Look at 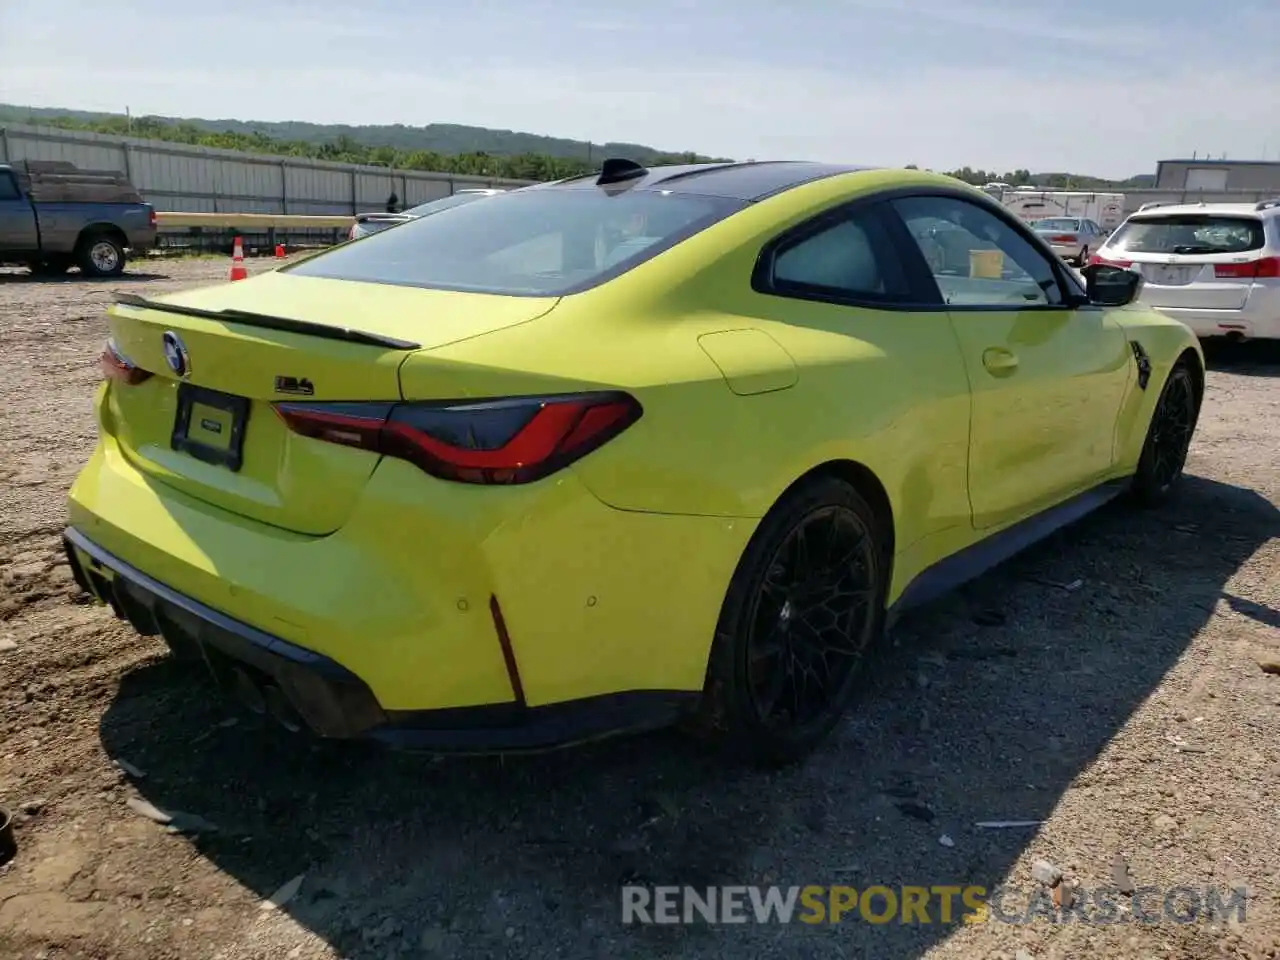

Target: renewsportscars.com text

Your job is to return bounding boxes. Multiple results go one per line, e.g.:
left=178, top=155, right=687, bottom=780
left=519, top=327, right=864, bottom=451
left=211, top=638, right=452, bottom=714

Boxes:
left=621, top=884, right=1248, bottom=926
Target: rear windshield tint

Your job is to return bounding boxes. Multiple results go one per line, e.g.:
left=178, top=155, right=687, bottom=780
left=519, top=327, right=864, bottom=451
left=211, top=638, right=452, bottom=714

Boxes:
left=1109, top=215, right=1265, bottom=254
left=288, top=188, right=747, bottom=296
left=1032, top=218, right=1080, bottom=231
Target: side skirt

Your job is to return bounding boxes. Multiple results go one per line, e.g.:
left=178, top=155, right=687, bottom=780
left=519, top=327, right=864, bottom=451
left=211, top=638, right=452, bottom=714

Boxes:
left=886, top=477, right=1132, bottom=625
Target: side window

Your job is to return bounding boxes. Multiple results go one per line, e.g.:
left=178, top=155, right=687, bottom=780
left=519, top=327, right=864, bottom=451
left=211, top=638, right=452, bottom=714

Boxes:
left=893, top=195, right=1065, bottom=308
left=0, top=175, right=20, bottom=202
left=762, top=206, right=912, bottom=304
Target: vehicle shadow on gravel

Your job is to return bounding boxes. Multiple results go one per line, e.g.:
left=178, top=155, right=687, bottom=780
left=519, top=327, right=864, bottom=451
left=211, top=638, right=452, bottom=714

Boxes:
left=98, top=474, right=1279, bottom=960
left=0, top=271, right=170, bottom=285
left=1201, top=338, right=1280, bottom=376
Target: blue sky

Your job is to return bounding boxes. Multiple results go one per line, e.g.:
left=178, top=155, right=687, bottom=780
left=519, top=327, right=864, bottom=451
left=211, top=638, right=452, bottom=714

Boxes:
left=2, top=0, right=1275, bottom=178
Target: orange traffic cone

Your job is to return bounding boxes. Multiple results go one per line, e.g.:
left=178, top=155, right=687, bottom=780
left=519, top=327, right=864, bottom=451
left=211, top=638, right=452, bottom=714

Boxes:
left=229, top=236, right=248, bottom=282
left=274, top=243, right=285, bottom=259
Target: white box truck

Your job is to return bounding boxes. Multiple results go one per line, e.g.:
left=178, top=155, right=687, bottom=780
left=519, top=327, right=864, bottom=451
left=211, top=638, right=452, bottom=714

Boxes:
left=996, top=187, right=1127, bottom=231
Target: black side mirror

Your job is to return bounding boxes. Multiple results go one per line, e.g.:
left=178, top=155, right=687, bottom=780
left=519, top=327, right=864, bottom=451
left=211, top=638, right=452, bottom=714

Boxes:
left=1082, top=262, right=1144, bottom=306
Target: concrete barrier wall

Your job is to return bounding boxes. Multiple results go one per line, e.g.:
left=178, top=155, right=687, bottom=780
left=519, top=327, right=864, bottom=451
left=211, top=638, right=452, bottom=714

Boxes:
left=0, top=123, right=536, bottom=215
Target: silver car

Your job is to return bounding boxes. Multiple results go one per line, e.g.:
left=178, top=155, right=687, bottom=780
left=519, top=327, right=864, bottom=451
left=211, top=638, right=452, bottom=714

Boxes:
left=1029, top=217, right=1109, bottom=265
left=347, top=189, right=504, bottom=241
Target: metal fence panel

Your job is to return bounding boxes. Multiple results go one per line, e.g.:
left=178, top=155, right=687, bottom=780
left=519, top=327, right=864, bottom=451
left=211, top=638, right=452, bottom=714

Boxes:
left=0, top=122, right=535, bottom=215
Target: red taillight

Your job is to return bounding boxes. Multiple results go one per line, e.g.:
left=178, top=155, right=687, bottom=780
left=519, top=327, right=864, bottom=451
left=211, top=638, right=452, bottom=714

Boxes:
left=1089, top=254, right=1133, bottom=268
left=1214, top=256, right=1280, bottom=279
left=100, top=339, right=152, bottom=385
left=274, top=393, right=643, bottom=485
left=148, top=208, right=157, bottom=229
left=1049, top=234, right=1078, bottom=243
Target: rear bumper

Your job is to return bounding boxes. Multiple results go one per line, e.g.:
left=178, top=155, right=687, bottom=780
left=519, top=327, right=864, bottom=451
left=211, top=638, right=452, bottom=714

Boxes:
left=1150, top=305, right=1280, bottom=340
left=65, top=420, right=749, bottom=750
left=1142, top=279, right=1280, bottom=340
left=63, top=526, right=697, bottom=751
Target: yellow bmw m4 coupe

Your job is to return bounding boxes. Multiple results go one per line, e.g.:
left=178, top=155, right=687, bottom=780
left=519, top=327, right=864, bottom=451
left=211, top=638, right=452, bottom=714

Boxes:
left=65, top=160, right=1203, bottom=764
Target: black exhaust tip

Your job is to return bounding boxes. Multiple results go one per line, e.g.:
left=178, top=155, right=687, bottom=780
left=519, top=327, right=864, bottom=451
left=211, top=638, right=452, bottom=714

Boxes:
left=0, top=807, right=16, bottom=866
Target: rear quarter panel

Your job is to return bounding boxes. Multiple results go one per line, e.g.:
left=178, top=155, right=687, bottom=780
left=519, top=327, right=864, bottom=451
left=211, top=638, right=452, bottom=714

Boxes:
left=33, top=201, right=156, bottom=254
left=406, top=169, right=977, bottom=599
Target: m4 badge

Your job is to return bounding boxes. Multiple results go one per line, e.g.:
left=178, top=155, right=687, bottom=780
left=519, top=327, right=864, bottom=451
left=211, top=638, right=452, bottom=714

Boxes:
left=274, top=376, right=315, bottom=396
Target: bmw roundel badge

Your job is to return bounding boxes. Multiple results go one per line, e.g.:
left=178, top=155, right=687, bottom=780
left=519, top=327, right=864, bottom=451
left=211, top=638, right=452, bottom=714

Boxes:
left=162, top=331, right=190, bottom=378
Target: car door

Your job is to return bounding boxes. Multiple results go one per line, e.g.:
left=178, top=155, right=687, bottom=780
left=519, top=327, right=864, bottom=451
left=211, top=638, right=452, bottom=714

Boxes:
left=887, top=193, right=1133, bottom=532
left=745, top=200, right=974, bottom=571
left=0, top=170, right=40, bottom=255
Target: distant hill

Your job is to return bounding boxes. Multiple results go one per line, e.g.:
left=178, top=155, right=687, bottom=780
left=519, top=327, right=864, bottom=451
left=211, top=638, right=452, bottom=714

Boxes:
left=0, top=103, right=1153, bottom=187
left=0, top=103, right=724, bottom=168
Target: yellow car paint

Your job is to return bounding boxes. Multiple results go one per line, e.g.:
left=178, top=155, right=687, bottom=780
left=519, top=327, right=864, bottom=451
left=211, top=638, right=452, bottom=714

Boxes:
left=696, top=329, right=799, bottom=395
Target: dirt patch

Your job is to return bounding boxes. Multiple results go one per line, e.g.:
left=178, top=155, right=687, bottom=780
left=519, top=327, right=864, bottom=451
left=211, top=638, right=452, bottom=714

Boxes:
left=1, top=260, right=1279, bottom=960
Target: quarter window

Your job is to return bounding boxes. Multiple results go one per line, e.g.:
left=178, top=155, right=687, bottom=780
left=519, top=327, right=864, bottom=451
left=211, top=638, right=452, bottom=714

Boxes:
left=762, top=207, right=912, bottom=304
left=892, top=196, right=1065, bottom=308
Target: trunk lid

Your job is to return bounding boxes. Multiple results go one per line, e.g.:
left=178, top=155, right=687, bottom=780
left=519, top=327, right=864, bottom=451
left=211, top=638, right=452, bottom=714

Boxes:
left=103, top=271, right=558, bottom=535
left=1037, top=229, right=1079, bottom=245
left=1124, top=253, right=1255, bottom=310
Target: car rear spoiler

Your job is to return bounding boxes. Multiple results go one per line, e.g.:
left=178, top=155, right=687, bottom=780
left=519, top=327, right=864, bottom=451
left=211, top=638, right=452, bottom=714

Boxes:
left=352, top=212, right=413, bottom=225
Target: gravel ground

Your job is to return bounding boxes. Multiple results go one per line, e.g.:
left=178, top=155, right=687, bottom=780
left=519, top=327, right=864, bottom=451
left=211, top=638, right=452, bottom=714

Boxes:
left=1, top=258, right=1279, bottom=960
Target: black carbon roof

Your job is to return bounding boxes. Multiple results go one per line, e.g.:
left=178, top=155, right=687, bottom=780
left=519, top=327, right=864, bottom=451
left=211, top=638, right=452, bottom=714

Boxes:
left=527, top=160, right=876, bottom=202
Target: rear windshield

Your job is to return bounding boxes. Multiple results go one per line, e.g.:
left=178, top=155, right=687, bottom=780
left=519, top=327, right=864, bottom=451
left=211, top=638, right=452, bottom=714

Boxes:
left=1032, top=218, right=1080, bottom=231
left=288, top=188, right=747, bottom=296
left=1108, top=214, right=1265, bottom=254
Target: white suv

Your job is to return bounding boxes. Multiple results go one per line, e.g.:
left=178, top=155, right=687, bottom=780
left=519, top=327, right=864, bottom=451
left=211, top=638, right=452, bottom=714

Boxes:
left=1090, top=198, right=1280, bottom=341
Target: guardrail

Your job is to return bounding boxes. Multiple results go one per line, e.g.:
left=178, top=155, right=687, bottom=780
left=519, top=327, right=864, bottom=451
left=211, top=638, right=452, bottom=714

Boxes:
left=156, top=212, right=354, bottom=229
left=150, top=211, right=354, bottom=257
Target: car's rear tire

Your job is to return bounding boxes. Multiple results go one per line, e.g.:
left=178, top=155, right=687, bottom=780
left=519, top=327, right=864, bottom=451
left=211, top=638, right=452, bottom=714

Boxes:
left=1077, top=245, right=1089, bottom=266
left=689, top=476, right=889, bottom=766
left=75, top=232, right=127, bottom=278
left=1129, top=359, right=1200, bottom=505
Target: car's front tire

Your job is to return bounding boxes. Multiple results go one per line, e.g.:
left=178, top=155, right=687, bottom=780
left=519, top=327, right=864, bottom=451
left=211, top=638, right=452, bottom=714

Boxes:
left=691, top=476, right=889, bottom=766
left=1130, top=359, right=1200, bottom=505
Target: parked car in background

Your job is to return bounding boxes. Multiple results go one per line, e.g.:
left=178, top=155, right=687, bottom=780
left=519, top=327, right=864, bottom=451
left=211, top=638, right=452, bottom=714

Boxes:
left=0, top=160, right=157, bottom=277
left=348, top=189, right=504, bottom=240
left=1091, top=199, right=1280, bottom=341
left=1030, top=217, right=1109, bottom=265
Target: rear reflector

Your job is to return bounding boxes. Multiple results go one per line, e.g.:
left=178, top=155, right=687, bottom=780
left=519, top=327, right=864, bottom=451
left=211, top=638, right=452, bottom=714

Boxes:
left=274, top=392, right=643, bottom=485
left=100, top=338, right=152, bottom=385
left=1214, top=256, right=1280, bottom=279
left=1049, top=234, right=1078, bottom=243
left=1088, top=254, right=1133, bottom=268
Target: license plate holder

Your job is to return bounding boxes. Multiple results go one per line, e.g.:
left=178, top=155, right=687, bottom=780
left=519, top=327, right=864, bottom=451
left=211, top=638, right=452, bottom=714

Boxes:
left=1149, top=265, right=1193, bottom=286
left=171, top=383, right=250, bottom=472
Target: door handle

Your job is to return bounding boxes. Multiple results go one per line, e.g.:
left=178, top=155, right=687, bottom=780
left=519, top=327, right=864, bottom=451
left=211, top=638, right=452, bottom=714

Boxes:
left=982, top=347, right=1019, bottom=376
